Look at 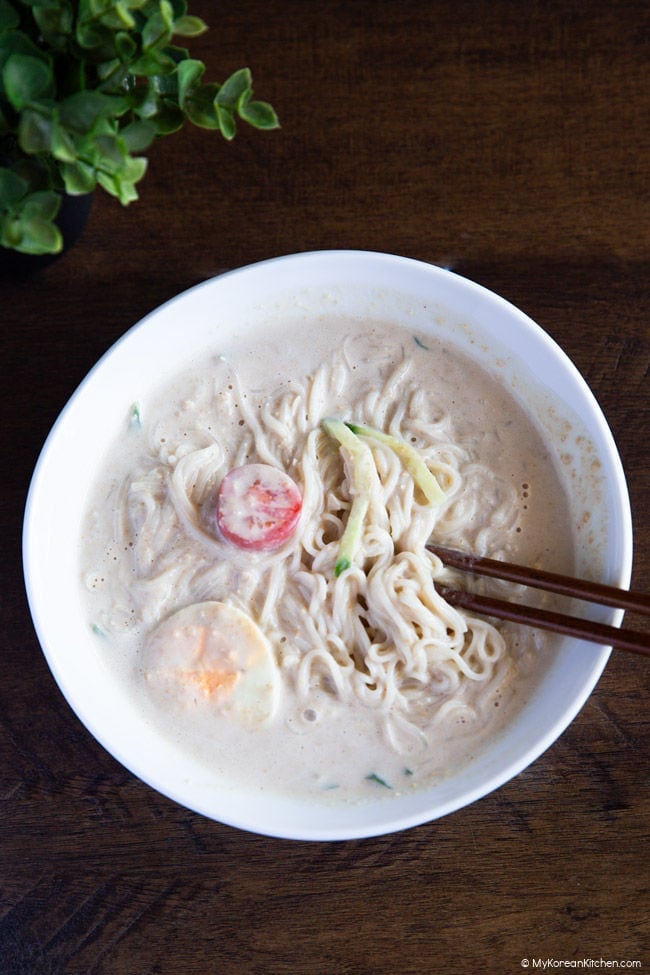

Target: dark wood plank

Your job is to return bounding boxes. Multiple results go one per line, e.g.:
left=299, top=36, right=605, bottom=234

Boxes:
left=2, top=1, right=649, bottom=972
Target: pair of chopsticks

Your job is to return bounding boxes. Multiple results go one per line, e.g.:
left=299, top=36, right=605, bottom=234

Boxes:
left=427, top=544, right=650, bottom=657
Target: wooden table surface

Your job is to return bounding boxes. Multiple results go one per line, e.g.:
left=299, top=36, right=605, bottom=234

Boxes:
left=2, top=1, right=649, bottom=972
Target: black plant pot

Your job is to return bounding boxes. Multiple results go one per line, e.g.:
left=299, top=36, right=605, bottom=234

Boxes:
left=0, top=191, right=93, bottom=279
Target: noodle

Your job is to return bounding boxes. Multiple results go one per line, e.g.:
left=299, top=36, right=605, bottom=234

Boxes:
left=109, top=347, right=503, bottom=712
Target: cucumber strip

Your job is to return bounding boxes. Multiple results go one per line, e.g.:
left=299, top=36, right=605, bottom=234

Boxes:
left=334, top=493, right=368, bottom=576
left=322, top=417, right=376, bottom=576
left=345, top=421, right=445, bottom=505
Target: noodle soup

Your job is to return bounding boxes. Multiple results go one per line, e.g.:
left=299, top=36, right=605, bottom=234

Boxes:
left=82, top=315, right=574, bottom=803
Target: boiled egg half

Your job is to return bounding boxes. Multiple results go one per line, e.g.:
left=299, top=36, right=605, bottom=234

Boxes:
left=143, top=601, right=280, bottom=727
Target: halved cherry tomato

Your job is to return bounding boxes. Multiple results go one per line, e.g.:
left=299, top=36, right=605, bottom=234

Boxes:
left=215, top=463, right=302, bottom=551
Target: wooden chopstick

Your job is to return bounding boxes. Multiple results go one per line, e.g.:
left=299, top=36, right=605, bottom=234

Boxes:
left=437, top=585, right=650, bottom=656
left=428, top=545, right=650, bottom=615
left=428, top=545, right=650, bottom=657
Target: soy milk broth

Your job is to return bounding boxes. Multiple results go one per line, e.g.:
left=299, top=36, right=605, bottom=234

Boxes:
left=81, top=315, right=575, bottom=803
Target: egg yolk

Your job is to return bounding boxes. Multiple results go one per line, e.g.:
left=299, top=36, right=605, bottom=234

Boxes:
left=143, top=601, right=280, bottom=727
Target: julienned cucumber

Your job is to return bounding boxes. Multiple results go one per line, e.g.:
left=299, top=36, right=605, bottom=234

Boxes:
left=322, top=417, right=446, bottom=576
left=321, top=418, right=376, bottom=576
left=345, top=422, right=445, bottom=505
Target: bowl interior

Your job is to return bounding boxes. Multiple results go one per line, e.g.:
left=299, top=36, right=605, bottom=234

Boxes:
left=23, top=251, right=632, bottom=840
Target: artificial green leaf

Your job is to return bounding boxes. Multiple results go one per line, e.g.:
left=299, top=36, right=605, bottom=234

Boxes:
left=1, top=215, right=22, bottom=248
left=10, top=154, right=57, bottom=193
left=94, top=169, right=118, bottom=197
left=114, top=180, right=139, bottom=204
left=50, top=120, right=78, bottom=162
left=88, top=0, right=140, bottom=19
left=184, top=83, right=220, bottom=129
left=149, top=100, right=183, bottom=134
left=120, top=117, right=156, bottom=151
left=97, top=161, right=145, bottom=204
left=18, top=107, right=53, bottom=154
left=114, top=29, right=137, bottom=61
left=142, top=3, right=173, bottom=52
left=99, top=2, right=136, bottom=31
left=0, top=166, right=27, bottom=205
left=238, top=99, right=279, bottom=130
left=4, top=211, right=62, bottom=254
left=3, top=53, right=53, bottom=110
left=215, top=103, right=235, bottom=140
left=60, top=90, right=129, bottom=132
left=87, top=0, right=114, bottom=16
left=90, top=114, right=118, bottom=138
left=151, top=70, right=177, bottom=96
left=172, top=15, right=206, bottom=37
left=166, top=0, right=187, bottom=17
left=132, top=82, right=160, bottom=118
left=0, top=0, right=20, bottom=31
left=176, top=57, right=203, bottom=106
left=96, top=57, right=129, bottom=90
left=22, top=215, right=62, bottom=253
left=61, top=159, right=96, bottom=194
left=93, top=132, right=126, bottom=170
left=76, top=20, right=112, bottom=52
left=33, top=3, right=75, bottom=41
left=128, top=49, right=177, bottom=76
left=120, top=155, right=147, bottom=183
left=165, top=43, right=190, bottom=65
left=216, top=67, right=251, bottom=109
left=0, top=30, right=44, bottom=70
left=160, top=0, right=175, bottom=24
left=21, top=189, right=61, bottom=222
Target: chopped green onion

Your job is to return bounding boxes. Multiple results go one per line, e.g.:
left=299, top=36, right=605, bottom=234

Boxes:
left=129, top=402, right=142, bottom=429
left=366, top=772, right=392, bottom=789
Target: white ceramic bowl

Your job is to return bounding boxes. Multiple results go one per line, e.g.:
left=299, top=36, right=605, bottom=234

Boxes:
left=23, top=250, right=632, bottom=840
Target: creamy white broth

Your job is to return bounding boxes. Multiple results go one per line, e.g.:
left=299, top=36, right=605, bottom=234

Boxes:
left=82, top=316, right=575, bottom=803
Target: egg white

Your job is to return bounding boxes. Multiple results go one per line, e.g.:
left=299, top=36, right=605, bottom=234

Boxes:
left=143, top=601, right=280, bottom=727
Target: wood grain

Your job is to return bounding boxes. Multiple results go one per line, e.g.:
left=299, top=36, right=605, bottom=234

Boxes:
left=2, top=1, right=649, bottom=972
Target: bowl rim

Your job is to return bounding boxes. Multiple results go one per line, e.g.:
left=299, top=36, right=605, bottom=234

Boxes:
left=22, top=249, right=633, bottom=840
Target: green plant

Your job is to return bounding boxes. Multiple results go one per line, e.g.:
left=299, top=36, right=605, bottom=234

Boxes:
left=0, top=0, right=279, bottom=255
